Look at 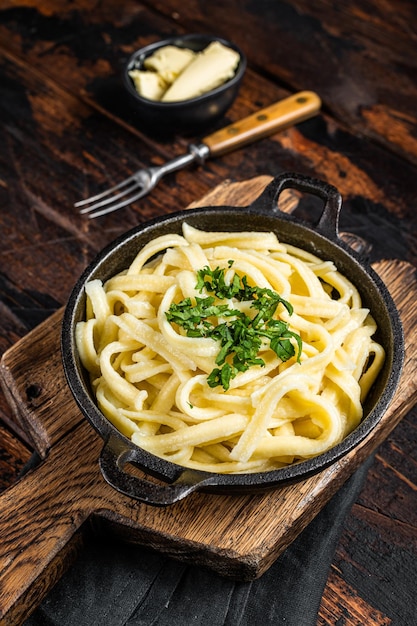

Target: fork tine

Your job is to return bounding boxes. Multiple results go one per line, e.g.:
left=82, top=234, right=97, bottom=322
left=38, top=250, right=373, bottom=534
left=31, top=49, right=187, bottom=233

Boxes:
left=84, top=185, right=150, bottom=219
left=79, top=179, right=142, bottom=215
left=74, top=173, right=139, bottom=208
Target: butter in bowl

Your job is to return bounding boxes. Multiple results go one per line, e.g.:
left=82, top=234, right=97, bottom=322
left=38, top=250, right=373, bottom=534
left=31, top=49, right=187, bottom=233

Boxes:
left=123, top=34, right=246, bottom=132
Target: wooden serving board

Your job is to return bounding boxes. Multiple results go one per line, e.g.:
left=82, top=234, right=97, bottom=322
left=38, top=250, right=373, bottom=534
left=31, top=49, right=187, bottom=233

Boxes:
left=1, top=177, right=417, bottom=626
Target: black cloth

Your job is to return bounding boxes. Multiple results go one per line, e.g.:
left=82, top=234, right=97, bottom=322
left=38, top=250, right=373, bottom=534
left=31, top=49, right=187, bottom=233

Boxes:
left=24, top=456, right=373, bottom=626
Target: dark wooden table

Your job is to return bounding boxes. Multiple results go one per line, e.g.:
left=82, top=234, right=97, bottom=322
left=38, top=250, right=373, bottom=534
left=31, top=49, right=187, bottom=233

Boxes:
left=1, top=1, right=416, bottom=624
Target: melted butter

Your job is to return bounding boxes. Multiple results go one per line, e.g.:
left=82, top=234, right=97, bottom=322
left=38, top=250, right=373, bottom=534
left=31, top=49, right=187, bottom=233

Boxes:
left=162, top=42, right=240, bottom=102
left=144, top=45, right=196, bottom=84
left=128, top=69, right=167, bottom=101
left=129, top=41, right=240, bottom=102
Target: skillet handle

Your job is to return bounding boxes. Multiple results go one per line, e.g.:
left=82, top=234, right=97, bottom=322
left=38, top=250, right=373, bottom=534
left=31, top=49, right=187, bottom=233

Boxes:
left=250, top=172, right=342, bottom=240
left=99, top=436, right=217, bottom=506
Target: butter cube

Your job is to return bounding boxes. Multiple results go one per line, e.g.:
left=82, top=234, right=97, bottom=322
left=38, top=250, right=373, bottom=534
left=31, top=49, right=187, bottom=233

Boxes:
left=144, top=45, right=196, bottom=84
left=161, top=41, right=240, bottom=102
left=128, top=69, right=167, bottom=101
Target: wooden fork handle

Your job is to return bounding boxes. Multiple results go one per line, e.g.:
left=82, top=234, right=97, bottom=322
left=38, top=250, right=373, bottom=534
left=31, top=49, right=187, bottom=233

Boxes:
left=202, top=91, right=321, bottom=157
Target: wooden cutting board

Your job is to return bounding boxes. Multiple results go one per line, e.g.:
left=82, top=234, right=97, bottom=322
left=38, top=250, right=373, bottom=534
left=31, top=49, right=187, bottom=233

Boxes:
left=1, top=176, right=417, bottom=626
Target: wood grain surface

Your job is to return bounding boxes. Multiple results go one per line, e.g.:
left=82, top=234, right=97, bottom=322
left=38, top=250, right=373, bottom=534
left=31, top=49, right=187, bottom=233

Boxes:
left=1, top=2, right=416, bottom=624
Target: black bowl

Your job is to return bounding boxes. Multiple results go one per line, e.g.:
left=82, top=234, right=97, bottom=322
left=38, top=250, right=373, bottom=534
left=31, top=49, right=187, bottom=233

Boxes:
left=62, top=173, right=404, bottom=506
left=122, top=33, right=246, bottom=133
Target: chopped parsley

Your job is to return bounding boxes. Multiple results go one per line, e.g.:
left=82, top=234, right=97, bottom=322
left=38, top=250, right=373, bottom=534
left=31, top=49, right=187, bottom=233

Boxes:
left=165, top=263, right=302, bottom=390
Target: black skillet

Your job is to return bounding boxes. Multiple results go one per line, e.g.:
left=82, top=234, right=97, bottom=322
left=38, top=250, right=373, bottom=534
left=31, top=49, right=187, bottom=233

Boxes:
left=61, top=172, right=404, bottom=506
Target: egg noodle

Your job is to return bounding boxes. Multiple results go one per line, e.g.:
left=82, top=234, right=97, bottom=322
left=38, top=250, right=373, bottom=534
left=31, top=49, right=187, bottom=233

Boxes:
left=76, top=223, right=385, bottom=474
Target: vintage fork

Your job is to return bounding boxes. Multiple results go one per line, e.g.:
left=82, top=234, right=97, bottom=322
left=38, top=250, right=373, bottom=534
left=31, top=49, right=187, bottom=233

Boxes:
left=75, top=91, right=321, bottom=218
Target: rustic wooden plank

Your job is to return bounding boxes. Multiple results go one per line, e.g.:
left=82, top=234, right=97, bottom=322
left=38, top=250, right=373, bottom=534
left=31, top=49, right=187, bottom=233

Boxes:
left=318, top=568, right=391, bottom=625
left=140, top=0, right=417, bottom=165
left=0, top=530, right=86, bottom=626
left=319, top=451, right=417, bottom=622
left=318, top=400, right=417, bottom=622
left=0, top=1, right=416, bottom=289
left=1, top=38, right=417, bottom=297
left=0, top=310, right=76, bottom=456
left=329, top=499, right=417, bottom=625
left=0, top=424, right=32, bottom=493
left=359, top=448, right=417, bottom=528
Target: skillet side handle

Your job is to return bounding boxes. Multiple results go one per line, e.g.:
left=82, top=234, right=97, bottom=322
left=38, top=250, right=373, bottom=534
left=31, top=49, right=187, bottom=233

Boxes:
left=99, top=436, right=217, bottom=506
left=250, top=172, right=342, bottom=240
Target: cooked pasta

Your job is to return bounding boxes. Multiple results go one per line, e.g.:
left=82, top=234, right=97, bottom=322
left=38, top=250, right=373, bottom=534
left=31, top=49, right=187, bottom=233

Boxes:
left=75, top=223, right=385, bottom=473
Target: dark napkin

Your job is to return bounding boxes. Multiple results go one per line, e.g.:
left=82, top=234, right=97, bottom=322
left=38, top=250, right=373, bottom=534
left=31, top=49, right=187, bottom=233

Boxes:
left=24, top=456, right=373, bottom=626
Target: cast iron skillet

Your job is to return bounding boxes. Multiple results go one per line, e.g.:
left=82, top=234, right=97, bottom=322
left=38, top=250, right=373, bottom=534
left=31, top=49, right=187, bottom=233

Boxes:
left=62, top=172, right=404, bottom=506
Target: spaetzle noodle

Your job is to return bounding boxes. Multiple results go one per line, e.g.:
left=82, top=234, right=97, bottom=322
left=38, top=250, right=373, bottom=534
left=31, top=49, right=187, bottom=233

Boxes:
left=76, top=223, right=385, bottom=473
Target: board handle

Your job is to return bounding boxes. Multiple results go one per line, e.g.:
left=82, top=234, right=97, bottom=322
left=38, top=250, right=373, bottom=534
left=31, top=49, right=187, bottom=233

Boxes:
left=99, top=436, right=218, bottom=506
left=0, top=452, right=90, bottom=624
